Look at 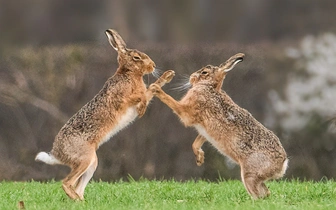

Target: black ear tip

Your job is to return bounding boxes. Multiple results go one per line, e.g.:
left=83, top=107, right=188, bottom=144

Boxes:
left=105, top=29, right=112, bottom=35
left=106, top=29, right=118, bottom=36
left=235, top=53, right=245, bottom=62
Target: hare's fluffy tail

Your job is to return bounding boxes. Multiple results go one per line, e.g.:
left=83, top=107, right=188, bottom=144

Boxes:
left=35, top=152, right=61, bottom=165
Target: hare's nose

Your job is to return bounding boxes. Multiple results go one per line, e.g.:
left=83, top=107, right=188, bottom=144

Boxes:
left=153, top=63, right=156, bottom=68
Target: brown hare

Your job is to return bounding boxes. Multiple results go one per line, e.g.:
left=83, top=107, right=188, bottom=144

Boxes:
left=149, top=53, right=288, bottom=199
left=35, top=29, right=175, bottom=200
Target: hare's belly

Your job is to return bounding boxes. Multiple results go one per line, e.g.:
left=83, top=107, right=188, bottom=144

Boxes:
left=194, top=124, right=226, bottom=156
left=99, top=106, right=138, bottom=146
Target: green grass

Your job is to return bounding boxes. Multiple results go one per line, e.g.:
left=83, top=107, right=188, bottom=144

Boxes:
left=1, top=179, right=336, bottom=210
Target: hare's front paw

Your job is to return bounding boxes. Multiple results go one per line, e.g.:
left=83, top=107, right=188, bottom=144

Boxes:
left=149, top=84, right=162, bottom=95
left=137, top=101, right=147, bottom=118
left=195, top=149, right=204, bottom=166
left=161, top=70, right=175, bottom=84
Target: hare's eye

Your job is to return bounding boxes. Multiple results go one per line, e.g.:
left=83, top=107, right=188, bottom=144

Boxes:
left=133, top=56, right=141, bottom=61
left=201, top=71, right=208, bottom=75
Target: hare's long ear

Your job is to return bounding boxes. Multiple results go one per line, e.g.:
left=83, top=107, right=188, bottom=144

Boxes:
left=105, top=29, right=127, bottom=53
left=219, top=53, right=245, bottom=73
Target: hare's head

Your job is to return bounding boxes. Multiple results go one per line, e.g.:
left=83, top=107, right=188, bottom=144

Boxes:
left=190, top=53, right=244, bottom=90
left=105, top=29, right=156, bottom=75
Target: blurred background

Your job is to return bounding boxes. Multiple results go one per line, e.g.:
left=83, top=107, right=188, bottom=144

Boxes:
left=1, top=0, right=336, bottom=181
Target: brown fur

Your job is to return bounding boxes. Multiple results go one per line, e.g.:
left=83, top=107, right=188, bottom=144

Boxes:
left=149, top=53, right=288, bottom=199
left=35, top=29, right=175, bottom=200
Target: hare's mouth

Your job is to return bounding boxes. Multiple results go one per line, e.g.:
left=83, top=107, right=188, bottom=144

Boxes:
left=150, top=63, right=156, bottom=73
left=145, top=65, right=155, bottom=74
left=150, top=65, right=156, bottom=73
left=152, top=68, right=161, bottom=79
left=189, top=76, right=197, bottom=84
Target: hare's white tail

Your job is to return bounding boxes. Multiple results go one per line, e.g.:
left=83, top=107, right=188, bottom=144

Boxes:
left=274, top=158, right=289, bottom=179
left=35, top=152, right=61, bottom=165
left=281, top=159, right=289, bottom=176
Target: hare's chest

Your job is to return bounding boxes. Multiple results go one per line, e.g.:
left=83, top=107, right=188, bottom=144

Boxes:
left=100, top=106, right=138, bottom=146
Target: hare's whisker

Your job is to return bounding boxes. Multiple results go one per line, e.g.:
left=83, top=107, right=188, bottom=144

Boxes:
left=152, top=68, right=163, bottom=79
left=180, top=74, right=191, bottom=80
left=170, top=83, right=191, bottom=92
left=170, top=75, right=191, bottom=92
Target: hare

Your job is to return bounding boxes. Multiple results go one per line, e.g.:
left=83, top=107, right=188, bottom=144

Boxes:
left=35, top=29, right=175, bottom=200
left=149, top=53, right=288, bottom=199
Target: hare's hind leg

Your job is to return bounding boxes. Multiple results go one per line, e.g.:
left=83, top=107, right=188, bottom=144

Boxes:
left=62, top=152, right=96, bottom=200
left=259, top=182, right=270, bottom=197
left=192, top=135, right=206, bottom=166
left=75, top=153, right=98, bottom=200
left=241, top=170, right=269, bottom=199
left=244, top=158, right=287, bottom=199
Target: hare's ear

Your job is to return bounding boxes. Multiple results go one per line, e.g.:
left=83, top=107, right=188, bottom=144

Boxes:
left=105, top=29, right=127, bottom=53
left=219, top=53, right=245, bottom=73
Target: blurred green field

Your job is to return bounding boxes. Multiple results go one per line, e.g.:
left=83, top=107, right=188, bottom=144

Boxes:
left=1, top=179, right=336, bottom=210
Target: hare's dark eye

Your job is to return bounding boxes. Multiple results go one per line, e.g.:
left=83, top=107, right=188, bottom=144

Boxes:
left=201, top=71, right=208, bottom=75
left=133, top=56, right=141, bottom=61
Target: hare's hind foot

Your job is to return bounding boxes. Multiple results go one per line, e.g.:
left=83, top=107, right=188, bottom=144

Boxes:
left=74, top=155, right=98, bottom=200
left=242, top=173, right=270, bottom=199
left=259, top=182, right=271, bottom=197
left=62, top=183, right=81, bottom=200
left=62, top=153, right=97, bottom=200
